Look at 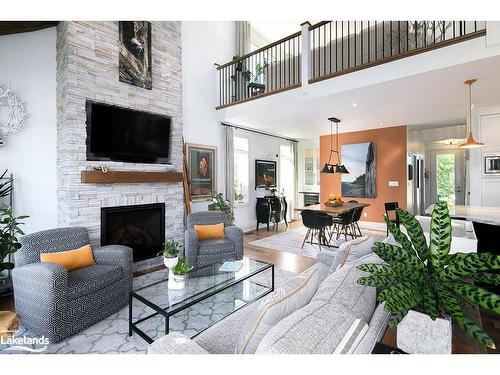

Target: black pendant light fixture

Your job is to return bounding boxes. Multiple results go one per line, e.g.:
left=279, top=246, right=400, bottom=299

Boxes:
left=321, top=117, right=349, bottom=174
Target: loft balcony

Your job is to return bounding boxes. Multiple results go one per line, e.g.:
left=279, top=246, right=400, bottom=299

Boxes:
left=215, top=21, right=486, bottom=109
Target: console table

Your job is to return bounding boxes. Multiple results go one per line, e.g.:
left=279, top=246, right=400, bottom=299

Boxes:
left=256, top=196, right=288, bottom=231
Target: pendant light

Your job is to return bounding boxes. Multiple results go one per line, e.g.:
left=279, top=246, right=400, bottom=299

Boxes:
left=321, top=117, right=349, bottom=174
left=459, top=79, right=484, bottom=149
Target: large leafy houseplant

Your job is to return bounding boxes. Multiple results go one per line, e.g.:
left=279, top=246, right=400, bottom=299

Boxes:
left=357, top=201, right=500, bottom=349
left=0, top=170, right=28, bottom=285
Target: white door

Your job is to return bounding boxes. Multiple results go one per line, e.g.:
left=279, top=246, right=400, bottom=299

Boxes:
left=429, top=149, right=466, bottom=206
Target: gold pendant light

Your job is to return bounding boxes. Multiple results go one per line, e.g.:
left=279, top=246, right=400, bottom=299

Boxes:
left=459, top=79, right=484, bottom=149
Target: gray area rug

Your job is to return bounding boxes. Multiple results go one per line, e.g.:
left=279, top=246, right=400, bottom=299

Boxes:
left=0, top=266, right=295, bottom=354
left=248, top=225, right=387, bottom=258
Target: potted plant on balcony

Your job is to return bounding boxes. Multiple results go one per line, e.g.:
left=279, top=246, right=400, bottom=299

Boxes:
left=158, top=239, right=182, bottom=269
left=0, top=170, right=28, bottom=287
left=357, top=200, right=500, bottom=353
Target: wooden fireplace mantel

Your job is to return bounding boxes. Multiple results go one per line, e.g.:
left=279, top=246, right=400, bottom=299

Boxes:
left=81, top=170, right=184, bottom=184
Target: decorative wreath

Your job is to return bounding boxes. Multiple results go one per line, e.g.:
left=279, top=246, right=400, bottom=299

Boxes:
left=0, top=84, right=29, bottom=138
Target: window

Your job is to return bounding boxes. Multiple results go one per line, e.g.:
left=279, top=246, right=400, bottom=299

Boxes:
left=280, top=144, right=294, bottom=220
left=304, top=147, right=320, bottom=186
left=234, top=136, right=249, bottom=204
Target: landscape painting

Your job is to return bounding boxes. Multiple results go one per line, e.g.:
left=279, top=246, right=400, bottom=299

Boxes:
left=255, top=160, right=277, bottom=189
left=119, top=21, right=152, bottom=90
left=341, top=142, right=376, bottom=198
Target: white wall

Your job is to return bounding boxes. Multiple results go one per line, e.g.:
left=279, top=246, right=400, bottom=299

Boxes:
left=233, top=128, right=293, bottom=231
left=182, top=21, right=235, bottom=211
left=0, top=28, right=57, bottom=234
left=469, top=104, right=500, bottom=207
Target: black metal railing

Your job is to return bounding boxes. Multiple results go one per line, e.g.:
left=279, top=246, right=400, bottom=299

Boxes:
left=216, top=31, right=301, bottom=109
left=309, top=21, right=486, bottom=82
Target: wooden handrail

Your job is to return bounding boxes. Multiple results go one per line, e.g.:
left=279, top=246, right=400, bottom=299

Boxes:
left=308, top=21, right=331, bottom=31
left=216, top=30, right=302, bottom=70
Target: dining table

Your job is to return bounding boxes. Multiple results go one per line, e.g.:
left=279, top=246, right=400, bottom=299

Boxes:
left=294, top=202, right=371, bottom=248
left=294, top=202, right=370, bottom=216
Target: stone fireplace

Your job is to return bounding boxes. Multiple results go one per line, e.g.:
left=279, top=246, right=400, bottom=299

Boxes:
left=55, top=22, right=184, bottom=270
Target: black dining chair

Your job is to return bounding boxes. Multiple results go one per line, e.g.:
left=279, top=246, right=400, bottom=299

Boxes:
left=384, top=202, right=400, bottom=235
left=348, top=200, right=364, bottom=238
left=300, top=210, right=333, bottom=252
left=331, top=209, right=357, bottom=242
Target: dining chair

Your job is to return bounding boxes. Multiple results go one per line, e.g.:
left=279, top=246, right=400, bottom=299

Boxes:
left=330, top=209, right=357, bottom=242
left=384, top=202, right=400, bottom=235
left=348, top=200, right=364, bottom=238
left=300, top=210, right=333, bottom=252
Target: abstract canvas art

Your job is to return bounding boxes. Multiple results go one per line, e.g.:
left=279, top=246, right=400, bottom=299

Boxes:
left=341, top=142, right=376, bottom=198
left=255, top=160, right=277, bottom=189
left=187, top=144, right=217, bottom=201
left=119, top=21, right=152, bottom=90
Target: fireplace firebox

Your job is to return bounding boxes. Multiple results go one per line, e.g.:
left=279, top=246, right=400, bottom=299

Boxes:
left=101, top=203, right=165, bottom=262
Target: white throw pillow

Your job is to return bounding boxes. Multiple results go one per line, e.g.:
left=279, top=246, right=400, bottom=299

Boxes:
left=329, top=235, right=375, bottom=272
left=334, top=319, right=369, bottom=354
left=235, top=267, right=319, bottom=354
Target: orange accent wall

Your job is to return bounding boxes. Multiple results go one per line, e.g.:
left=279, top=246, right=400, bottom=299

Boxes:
left=320, top=125, right=407, bottom=223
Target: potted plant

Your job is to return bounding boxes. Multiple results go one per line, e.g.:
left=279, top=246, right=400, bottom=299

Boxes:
left=0, top=170, right=28, bottom=287
left=208, top=192, right=234, bottom=225
left=357, top=200, right=500, bottom=353
left=158, top=239, right=182, bottom=269
left=171, top=258, right=193, bottom=282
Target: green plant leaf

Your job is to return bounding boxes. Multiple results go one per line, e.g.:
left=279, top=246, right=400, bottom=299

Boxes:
left=440, top=253, right=500, bottom=281
left=422, top=287, right=439, bottom=320
left=473, top=272, right=500, bottom=286
left=429, top=201, right=452, bottom=269
left=384, top=215, right=413, bottom=254
left=454, top=315, right=496, bottom=350
left=396, top=208, right=429, bottom=261
left=357, top=274, right=399, bottom=288
left=0, top=262, right=14, bottom=271
left=383, top=286, right=423, bottom=312
left=373, top=242, right=424, bottom=270
left=449, top=283, right=500, bottom=315
left=356, top=263, right=396, bottom=275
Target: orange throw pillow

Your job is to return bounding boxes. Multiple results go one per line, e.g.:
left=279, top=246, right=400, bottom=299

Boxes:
left=193, top=223, right=225, bottom=240
left=40, top=244, right=96, bottom=271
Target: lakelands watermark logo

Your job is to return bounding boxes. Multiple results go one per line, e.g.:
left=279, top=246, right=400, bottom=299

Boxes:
left=0, top=330, right=49, bottom=353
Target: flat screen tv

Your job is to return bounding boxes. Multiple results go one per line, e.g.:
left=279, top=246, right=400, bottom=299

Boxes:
left=86, top=100, right=171, bottom=164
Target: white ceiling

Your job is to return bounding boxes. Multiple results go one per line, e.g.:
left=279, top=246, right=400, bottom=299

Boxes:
left=221, top=54, right=500, bottom=139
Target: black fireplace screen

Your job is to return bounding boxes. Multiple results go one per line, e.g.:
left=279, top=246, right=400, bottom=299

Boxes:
left=101, top=203, right=165, bottom=262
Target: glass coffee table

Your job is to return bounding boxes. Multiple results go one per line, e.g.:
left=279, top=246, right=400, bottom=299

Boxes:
left=129, top=257, right=274, bottom=343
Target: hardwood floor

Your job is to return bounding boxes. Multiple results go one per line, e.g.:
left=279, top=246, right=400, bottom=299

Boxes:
left=243, top=220, right=316, bottom=274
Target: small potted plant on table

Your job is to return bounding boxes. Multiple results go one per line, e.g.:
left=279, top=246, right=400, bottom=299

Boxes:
left=158, top=240, right=182, bottom=269
left=168, top=258, right=193, bottom=290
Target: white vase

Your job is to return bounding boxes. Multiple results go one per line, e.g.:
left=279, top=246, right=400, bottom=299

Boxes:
left=397, top=310, right=452, bottom=354
left=163, top=256, right=178, bottom=269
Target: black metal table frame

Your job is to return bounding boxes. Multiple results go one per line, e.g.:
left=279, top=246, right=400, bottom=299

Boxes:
left=129, top=263, right=274, bottom=344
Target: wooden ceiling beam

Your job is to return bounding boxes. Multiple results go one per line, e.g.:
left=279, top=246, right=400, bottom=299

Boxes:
left=0, top=21, right=58, bottom=36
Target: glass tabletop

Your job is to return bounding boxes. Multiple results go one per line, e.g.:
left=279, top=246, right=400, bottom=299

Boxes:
left=132, top=257, right=273, bottom=314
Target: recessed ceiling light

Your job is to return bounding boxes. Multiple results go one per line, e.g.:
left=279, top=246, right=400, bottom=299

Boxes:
left=379, top=122, right=384, bottom=126
left=352, top=102, right=358, bottom=107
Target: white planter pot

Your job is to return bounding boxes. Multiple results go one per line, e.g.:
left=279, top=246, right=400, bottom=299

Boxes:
left=397, top=310, right=452, bottom=354
left=167, top=269, right=185, bottom=290
left=163, top=256, right=178, bottom=269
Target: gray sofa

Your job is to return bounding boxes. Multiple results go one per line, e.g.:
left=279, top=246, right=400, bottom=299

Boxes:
left=12, top=227, right=133, bottom=343
left=184, top=211, right=244, bottom=268
left=148, top=250, right=390, bottom=354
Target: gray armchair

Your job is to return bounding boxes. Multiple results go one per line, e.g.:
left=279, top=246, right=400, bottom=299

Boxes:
left=184, top=211, right=243, bottom=268
left=12, top=227, right=133, bottom=343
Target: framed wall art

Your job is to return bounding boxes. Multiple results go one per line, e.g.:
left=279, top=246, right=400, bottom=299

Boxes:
left=255, top=159, right=277, bottom=189
left=119, top=21, right=152, bottom=90
left=187, top=144, right=217, bottom=201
